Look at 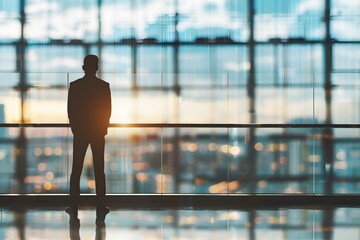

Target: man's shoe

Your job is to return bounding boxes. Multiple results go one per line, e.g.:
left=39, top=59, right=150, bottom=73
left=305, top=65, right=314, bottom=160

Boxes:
left=65, top=206, right=78, bottom=219
left=96, top=207, right=110, bottom=222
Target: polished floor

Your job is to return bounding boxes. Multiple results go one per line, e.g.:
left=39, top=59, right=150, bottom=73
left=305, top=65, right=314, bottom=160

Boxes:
left=0, top=207, right=359, bottom=240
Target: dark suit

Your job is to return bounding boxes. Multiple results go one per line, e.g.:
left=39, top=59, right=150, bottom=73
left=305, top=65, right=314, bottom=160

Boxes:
left=67, top=77, right=111, bottom=201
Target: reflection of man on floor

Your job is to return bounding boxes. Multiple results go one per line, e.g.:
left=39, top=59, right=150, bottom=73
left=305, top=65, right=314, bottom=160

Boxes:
left=68, top=208, right=107, bottom=240
left=66, top=55, right=111, bottom=219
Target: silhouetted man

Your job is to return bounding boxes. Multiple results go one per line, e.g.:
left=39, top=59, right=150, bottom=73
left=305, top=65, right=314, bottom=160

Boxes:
left=67, top=55, right=111, bottom=218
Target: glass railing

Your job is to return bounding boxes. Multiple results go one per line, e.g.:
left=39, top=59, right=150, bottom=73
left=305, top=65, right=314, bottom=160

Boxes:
left=0, top=125, right=358, bottom=195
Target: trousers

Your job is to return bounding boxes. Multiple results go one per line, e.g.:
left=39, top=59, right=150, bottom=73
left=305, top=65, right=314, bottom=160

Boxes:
left=70, top=134, right=106, bottom=203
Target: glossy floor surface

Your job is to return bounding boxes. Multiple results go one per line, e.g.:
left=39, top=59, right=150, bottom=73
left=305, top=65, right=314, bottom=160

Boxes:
left=0, top=207, right=359, bottom=240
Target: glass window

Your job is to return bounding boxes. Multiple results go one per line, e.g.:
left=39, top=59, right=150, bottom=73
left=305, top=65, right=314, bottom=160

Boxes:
left=178, top=0, right=248, bottom=42
left=101, top=0, right=175, bottom=42
left=331, top=0, right=360, bottom=40
left=0, top=73, right=19, bottom=123
left=255, top=44, right=324, bottom=85
left=101, top=46, right=132, bottom=73
left=333, top=44, right=360, bottom=71
left=255, top=0, right=325, bottom=41
left=26, top=46, right=84, bottom=74
left=0, top=47, right=16, bottom=71
left=0, top=1, right=20, bottom=41
left=0, top=0, right=359, bottom=198
left=25, top=0, right=98, bottom=42
left=138, top=46, right=174, bottom=74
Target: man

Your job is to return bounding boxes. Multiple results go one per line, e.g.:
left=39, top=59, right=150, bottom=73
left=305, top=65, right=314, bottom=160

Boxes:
left=67, top=55, right=111, bottom=220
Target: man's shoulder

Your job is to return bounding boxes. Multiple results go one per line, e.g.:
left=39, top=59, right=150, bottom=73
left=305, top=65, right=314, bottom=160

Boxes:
left=70, top=78, right=84, bottom=86
left=97, top=78, right=110, bottom=87
left=69, top=77, right=109, bottom=88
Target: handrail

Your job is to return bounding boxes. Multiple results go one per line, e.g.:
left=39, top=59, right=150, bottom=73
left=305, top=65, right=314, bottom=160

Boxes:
left=0, top=123, right=359, bottom=128
left=1, top=194, right=360, bottom=210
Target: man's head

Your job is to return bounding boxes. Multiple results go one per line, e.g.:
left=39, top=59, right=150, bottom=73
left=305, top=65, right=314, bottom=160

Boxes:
left=82, top=55, right=99, bottom=76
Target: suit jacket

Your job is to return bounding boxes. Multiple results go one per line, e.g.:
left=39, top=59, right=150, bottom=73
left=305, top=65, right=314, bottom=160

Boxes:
left=67, top=77, right=111, bottom=136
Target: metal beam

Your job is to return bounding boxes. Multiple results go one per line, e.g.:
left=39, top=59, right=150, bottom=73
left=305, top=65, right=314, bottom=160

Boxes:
left=0, top=194, right=359, bottom=210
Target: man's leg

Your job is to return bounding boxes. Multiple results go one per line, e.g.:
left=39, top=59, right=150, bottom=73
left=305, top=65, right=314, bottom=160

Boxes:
left=91, top=135, right=106, bottom=197
left=90, top=135, right=106, bottom=208
left=70, top=135, right=89, bottom=201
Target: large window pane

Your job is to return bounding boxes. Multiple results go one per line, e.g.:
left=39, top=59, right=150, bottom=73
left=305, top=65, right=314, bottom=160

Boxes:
left=178, top=0, right=248, bottom=42
left=255, top=0, right=325, bottom=41
left=26, top=46, right=84, bottom=73
left=101, top=0, right=175, bottom=42
left=0, top=0, right=20, bottom=41
left=25, top=0, right=98, bottom=42
left=331, top=0, right=360, bottom=40
left=0, top=47, right=16, bottom=71
left=255, top=44, right=324, bottom=86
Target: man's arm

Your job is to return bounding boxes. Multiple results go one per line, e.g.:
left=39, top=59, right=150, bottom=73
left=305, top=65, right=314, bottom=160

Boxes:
left=67, top=83, right=76, bottom=133
left=105, top=83, right=112, bottom=124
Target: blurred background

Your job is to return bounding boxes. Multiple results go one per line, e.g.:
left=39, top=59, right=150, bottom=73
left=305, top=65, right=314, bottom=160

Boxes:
left=0, top=0, right=359, bottom=238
